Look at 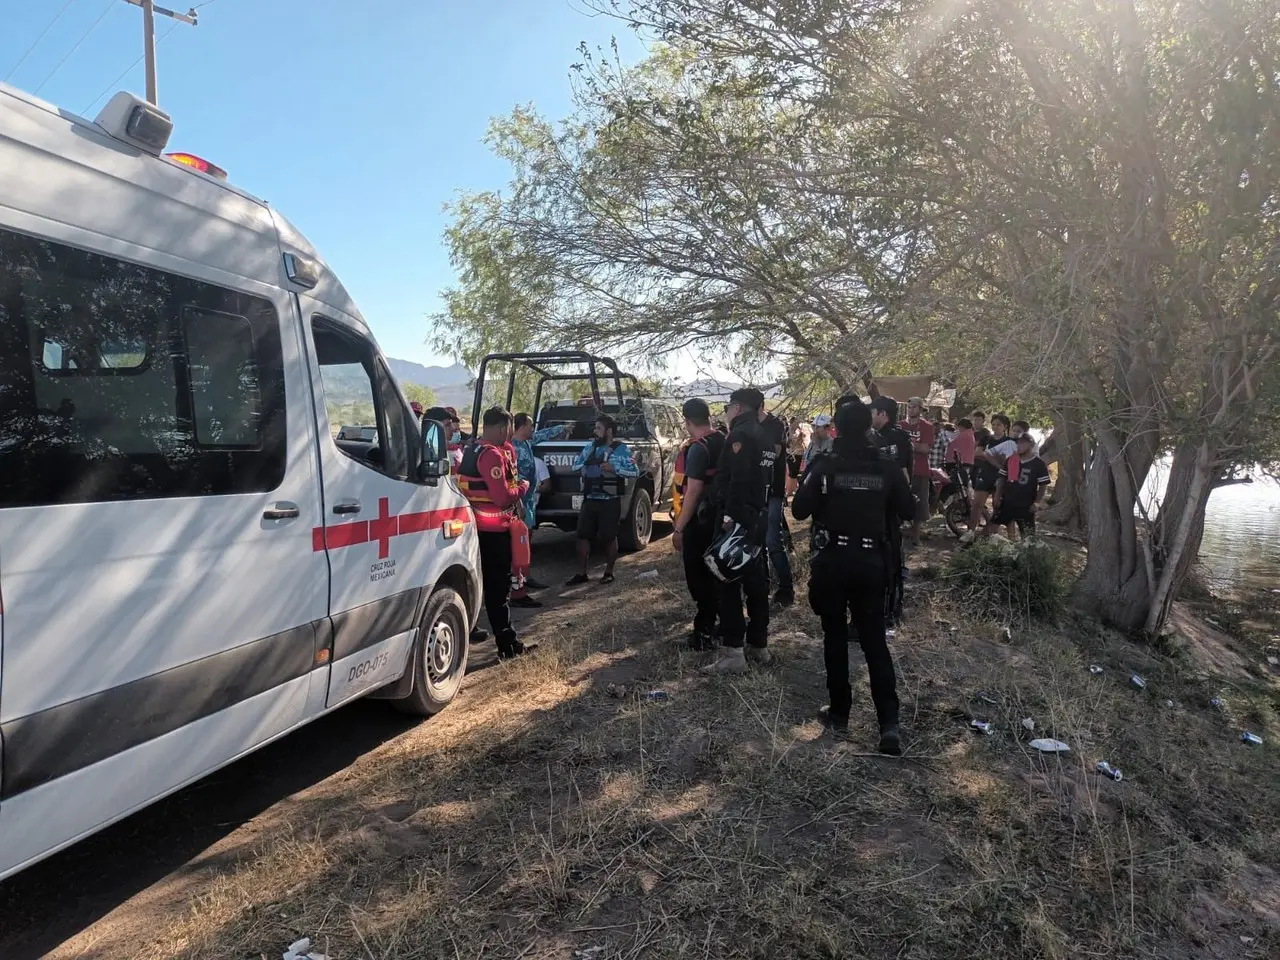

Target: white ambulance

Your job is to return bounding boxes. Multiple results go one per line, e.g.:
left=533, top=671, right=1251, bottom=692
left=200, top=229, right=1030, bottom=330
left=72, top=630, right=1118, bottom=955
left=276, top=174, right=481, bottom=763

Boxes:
left=0, top=85, right=481, bottom=879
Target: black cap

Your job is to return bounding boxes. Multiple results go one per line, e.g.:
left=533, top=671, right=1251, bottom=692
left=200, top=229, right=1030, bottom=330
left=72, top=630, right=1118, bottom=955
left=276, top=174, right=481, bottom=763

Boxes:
left=869, top=396, right=898, bottom=419
left=425, top=406, right=451, bottom=422
left=835, top=399, right=872, bottom=437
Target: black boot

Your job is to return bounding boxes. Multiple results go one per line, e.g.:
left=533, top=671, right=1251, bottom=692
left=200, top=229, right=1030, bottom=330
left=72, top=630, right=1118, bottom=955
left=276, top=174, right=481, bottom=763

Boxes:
left=818, top=705, right=849, bottom=735
left=877, top=721, right=902, bottom=756
left=684, top=629, right=719, bottom=651
left=498, top=640, right=538, bottom=660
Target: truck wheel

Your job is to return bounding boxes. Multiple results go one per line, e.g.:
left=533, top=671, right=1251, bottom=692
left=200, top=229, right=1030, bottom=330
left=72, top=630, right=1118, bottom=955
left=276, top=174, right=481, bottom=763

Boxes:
left=618, top=486, right=653, bottom=552
left=392, top=587, right=469, bottom=716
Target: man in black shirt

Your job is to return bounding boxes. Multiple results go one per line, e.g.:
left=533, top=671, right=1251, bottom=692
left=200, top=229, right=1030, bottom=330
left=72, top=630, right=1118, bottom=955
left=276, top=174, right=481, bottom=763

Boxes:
left=870, top=397, right=911, bottom=625
left=757, top=407, right=794, bottom=607
left=966, top=413, right=1017, bottom=538
left=792, top=400, right=915, bottom=754
left=971, top=410, right=993, bottom=448
left=672, top=399, right=726, bottom=650
left=703, top=388, right=772, bottom=675
left=870, top=398, right=912, bottom=482
left=975, top=432, right=1049, bottom=541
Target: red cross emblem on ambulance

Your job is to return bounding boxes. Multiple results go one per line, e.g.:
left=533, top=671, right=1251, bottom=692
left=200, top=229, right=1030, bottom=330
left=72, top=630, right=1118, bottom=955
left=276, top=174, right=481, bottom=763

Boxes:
left=312, top=498, right=471, bottom=555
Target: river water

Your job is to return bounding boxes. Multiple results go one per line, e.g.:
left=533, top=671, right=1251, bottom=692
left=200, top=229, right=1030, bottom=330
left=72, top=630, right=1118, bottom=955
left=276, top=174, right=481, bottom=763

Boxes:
left=1142, top=464, right=1280, bottom=595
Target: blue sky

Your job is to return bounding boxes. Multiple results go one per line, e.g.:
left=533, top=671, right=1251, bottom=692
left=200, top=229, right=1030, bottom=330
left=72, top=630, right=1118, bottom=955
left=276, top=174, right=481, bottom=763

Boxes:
left=1, top=0, right=653, bottom=371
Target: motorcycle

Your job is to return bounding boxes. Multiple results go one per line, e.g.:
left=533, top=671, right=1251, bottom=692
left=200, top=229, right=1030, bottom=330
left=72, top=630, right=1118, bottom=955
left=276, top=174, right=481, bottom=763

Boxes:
left=936, top=463, right=989, bottom=538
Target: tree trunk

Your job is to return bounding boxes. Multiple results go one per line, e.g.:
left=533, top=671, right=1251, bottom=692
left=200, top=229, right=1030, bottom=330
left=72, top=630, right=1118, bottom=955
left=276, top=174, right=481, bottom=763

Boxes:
left=1075, top=418, right=1162, bottom=632
left=1039, top=408, right=1088, bottom=532
left=1143, top=441, right=1216, bottom=633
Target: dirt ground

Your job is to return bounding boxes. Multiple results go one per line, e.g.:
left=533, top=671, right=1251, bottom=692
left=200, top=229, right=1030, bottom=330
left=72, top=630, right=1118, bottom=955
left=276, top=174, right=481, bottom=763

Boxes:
left=1, top=522, right=1278, bottom=960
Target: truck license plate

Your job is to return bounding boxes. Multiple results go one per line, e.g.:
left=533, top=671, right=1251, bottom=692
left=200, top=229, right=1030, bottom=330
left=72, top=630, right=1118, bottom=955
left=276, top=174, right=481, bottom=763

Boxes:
left=572, top=495, right=584, bottom=510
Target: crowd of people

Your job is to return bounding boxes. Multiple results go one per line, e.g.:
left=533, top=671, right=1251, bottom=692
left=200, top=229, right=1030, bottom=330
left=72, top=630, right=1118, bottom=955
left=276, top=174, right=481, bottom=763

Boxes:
left=423, top=389, right=1050, bottom=754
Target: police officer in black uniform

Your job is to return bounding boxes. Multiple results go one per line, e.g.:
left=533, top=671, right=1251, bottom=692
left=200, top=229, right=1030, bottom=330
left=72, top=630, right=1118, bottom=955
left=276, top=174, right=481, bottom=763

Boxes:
left=702, top=387, right=772, bottom=675
left=672, top=398, right=726, bottom=649
left=870, top=396, right=913, bottom=626
left=792, top=400, right=915, bottom=754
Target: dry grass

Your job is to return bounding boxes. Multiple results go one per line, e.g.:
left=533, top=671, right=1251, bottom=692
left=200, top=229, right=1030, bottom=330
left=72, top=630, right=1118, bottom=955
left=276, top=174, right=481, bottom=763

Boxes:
left=76, top=538, right=1280, bottom=960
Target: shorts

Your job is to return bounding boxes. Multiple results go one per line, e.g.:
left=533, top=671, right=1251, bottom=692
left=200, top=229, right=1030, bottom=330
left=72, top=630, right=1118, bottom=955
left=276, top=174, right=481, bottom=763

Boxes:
left=910, top=475, right=932, bottom=522
left=576, top=496, right=621, bottom=542
left=991, top=503, right=1035, bottom=534
left=972, top=474, right=997, bottom=494
left=787, top=455, right=803, bottom=479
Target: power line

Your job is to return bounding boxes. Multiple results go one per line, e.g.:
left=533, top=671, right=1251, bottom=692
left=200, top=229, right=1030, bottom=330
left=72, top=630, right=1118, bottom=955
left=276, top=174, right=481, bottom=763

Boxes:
left=33, top=0, right=117, bottom=96
left=81, top=19, right=179, bottom=115
left=4, top=0, right=79, bottom=83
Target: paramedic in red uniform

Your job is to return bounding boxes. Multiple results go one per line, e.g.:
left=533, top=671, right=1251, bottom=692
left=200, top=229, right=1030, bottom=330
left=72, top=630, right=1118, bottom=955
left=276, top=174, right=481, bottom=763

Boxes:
left=457, top=406, right=536, bottom=660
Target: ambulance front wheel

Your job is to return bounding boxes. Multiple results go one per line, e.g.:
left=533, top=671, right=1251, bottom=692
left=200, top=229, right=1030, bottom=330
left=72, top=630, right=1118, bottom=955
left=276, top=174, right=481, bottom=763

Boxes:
left=393, top=586, right=470, bottom=716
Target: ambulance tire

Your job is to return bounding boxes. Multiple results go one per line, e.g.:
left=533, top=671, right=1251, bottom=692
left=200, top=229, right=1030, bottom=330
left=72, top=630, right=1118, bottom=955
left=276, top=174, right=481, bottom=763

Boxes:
left=618, top=486, right=653, bottom=553
left=393, top=587, right=470, bottom=716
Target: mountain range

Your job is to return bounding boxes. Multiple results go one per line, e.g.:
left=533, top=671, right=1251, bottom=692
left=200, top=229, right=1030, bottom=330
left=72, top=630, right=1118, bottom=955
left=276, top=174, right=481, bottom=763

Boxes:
left=385, top=363, right=777, bottom=413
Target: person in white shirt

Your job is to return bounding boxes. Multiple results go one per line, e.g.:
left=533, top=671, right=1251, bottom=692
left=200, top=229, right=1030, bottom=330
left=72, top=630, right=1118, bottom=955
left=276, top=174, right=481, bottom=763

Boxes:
left=803, top=414, right=834, bottom=471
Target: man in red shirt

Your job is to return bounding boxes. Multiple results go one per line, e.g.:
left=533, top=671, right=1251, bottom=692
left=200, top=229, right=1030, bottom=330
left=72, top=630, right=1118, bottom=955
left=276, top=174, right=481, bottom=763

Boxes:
left=457, top=406, right=536, bottom=659
left=899, top=396, right=935, bottom=546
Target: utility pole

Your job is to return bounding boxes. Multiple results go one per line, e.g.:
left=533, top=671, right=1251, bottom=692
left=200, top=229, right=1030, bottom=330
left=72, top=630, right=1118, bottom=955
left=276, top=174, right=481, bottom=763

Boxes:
left=121, top=1, right=198, bottom=105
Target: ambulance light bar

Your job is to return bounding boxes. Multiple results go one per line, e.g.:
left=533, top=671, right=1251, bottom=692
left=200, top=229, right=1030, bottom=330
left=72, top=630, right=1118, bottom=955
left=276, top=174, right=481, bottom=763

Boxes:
left=165, top=152, right=228, bottom=180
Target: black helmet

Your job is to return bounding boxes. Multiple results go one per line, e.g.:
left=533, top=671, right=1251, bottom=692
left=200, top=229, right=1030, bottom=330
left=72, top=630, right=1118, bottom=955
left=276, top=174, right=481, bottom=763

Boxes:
left=703, top=523, right=762, bottom=583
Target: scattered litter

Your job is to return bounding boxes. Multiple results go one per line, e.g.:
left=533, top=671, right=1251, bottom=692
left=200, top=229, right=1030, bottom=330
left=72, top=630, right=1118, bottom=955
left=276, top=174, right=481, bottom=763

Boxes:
left=977, top=691, right=1000, bottom=705
left=1268, top=656, right=1278, bottom=667
left=606, top=683, right=629, bottom=699
left=1210, top=697, right=1226, bottom=711
left=885, top=627, right=897, bottom=639
left=644, top=690, right=669, bottom=702
left=1021, top=717, right=1036, bottom=732
left=1206, top=617, right=1221, bottom=627
left=1130, top=674, right=1147, bottom=690
left=283, top=939, right=328, bottom=960
left=1096, top=760, right=1123, bottom=782
left=1241, top=935, right=1255, bottom=944
left=934, top=619, right=953, bottom=629
left=636, top=569, right=659, bottom=581
left=574, top=949, right=606, bottom=960
left=1241, top=732, right=1264, bottom=746
left=1089, top=665, right=1104, bottom=674
left=1000, top=626, right=1013, bottom=642
left=970, top=719, right=994, bottom=735
left=1164, top=699, right=1175, bottom=708
left=1030, top=738, right=1071, bottom=754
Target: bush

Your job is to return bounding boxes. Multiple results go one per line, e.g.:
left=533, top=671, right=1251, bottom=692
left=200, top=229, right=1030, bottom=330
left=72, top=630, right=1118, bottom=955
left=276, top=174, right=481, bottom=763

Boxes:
left=947, top=536, right=1070, bottom=621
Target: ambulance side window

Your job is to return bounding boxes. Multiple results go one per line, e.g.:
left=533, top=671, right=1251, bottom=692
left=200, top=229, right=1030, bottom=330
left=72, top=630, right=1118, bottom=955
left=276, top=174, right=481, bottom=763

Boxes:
left=312, top=317, right=414, bottom=481
left=0, top=226, right=287, bottom=507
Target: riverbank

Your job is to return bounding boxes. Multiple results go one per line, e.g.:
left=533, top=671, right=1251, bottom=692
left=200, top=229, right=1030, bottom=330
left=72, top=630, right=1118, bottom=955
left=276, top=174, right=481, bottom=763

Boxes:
left=10, top=531, right=1280, bottom=960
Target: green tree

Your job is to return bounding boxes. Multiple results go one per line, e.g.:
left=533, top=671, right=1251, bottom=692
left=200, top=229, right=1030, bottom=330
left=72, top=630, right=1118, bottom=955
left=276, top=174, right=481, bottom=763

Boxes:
left=401, top=382, right=436, bottom=409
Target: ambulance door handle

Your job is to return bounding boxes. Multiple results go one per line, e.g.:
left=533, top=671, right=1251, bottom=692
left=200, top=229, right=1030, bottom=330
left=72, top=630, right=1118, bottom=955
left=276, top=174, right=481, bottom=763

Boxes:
left=332, top=500, right=362, bottom=515
left=263, top=502, right=300, bottom=520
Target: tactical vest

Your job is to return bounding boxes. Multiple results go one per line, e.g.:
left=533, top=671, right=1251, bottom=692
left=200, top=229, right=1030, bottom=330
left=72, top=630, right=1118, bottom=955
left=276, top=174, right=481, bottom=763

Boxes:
left=458, top=440, right=520, bottom=531
left=581, top=439, right=625, bottom=497
left=811, top=456, right=892, bottom=551
left=672, top=435, right=720, bottom=520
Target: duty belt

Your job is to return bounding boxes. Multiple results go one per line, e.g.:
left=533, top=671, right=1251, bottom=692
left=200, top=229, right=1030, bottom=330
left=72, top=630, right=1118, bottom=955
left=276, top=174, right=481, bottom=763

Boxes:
left=812, top=527, right=880, bottom=551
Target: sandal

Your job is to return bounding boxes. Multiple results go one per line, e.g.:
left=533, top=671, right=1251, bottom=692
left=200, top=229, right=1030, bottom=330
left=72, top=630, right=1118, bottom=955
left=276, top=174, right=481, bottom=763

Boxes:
left=600, top=572, right=616, bottom=585
left=564, top=573, right=590, bottom=586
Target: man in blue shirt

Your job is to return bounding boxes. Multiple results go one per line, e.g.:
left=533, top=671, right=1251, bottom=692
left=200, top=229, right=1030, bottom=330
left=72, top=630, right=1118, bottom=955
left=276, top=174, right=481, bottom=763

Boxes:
left=510, top=413, right=569, bottom=598
left=565, top=414, right=639, bottom=586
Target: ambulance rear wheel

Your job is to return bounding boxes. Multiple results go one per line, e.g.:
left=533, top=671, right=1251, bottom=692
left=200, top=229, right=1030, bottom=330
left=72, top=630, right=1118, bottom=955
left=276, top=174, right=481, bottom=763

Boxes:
left=618, top=486, right=653, bottom=553
left=393, top=587, right=469, bottom=716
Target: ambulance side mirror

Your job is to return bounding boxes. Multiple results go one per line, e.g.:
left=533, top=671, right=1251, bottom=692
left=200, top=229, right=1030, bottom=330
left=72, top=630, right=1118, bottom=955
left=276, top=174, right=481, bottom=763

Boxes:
left=419, top=419, right=451, bottom=485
